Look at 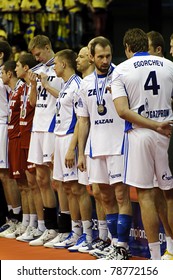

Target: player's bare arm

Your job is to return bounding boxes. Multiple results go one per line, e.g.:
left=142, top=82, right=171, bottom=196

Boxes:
left=77, top=116, right=90, bottom=172
left=114, top=96, right=173, bottom=137
left=65, top=119, right=79, bottom=169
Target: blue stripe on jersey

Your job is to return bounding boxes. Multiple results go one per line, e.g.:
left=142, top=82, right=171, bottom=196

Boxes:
left=89, top=140, right=92, bottom=158
left=30, top=62, right=43, bottom=72
left=133, top=52, right=149, bottom=57
left=46, top=57, right=54, bottom=66
left=74, top=75, right=81, bottom=88
left=125, top=120, right=133, bottom=132
left=123, top=133, right=129, bottom=184
left=66, top=108, right=77, bottom=134
left=48, top=114, right=56, bottom=132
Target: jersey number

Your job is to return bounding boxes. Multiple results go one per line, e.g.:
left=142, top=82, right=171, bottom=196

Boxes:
left=144, top=71, right=160, bottom=95
left=38, top=86, right=48, bottom=100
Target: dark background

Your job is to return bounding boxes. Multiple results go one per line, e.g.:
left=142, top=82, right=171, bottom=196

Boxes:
left=106, top=0, right=173, bottom=63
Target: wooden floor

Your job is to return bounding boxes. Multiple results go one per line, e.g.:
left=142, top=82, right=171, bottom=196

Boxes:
left=0, top=188, right=146, bottom=260
left=0, top=237, right=147, bottom=260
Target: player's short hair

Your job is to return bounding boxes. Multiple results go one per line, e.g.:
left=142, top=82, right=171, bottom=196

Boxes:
left=123, top=28, right=148, bottom=53
left=28, top=35, right=52, bottom=51
left=89, top=37, right=113, bottom=56
left=3, top=60, right=17, bottom=76
left=147, top=31, right=165, bottom=54
left=0, top=41, right=12, bottom=62
left=54, top=49, right=77, bottom=70
left=18, top=53, right=38, bottom=69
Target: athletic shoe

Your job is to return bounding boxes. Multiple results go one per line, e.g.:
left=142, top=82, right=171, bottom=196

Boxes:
left=53, top=231, right=79, bottom=248
left=44, top=232, right=70, bottom=248
left=161, top=250, right=173, bottom=260
left=89, top=239, right=110, bottom=255
left=92, top=244, right=115, bottom=258
left=16, top=226, right=43, bottom=242
left=0, top=221, right=12, bottom=233
left=78, top=238, right=103, bottom=253
left=0, top=221, right=18, bottom=237
left=5, top=223, right=27, bottom=239
left=29, top=229, right=57, bottom=246
left=104, top=246, right=129, bottom=260
left=68, top=233, right=88, bottom=252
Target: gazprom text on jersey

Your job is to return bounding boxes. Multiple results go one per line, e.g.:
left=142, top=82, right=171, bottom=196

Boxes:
left=134, top=59, right=163, bottom=68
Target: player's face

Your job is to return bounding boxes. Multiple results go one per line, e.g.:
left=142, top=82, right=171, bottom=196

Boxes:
left=15, top=61, right=25, bottom=79
left=54, top=56, right=64, bottom=77
left=31, top=46, right=50, bottom=63
left=92, top=44, right=112, bottom=74
left=1, top=66, right=9, bottom=85
left=76, top=48, right=90, bottom=73
left=170, top=39, right=173, bottom=57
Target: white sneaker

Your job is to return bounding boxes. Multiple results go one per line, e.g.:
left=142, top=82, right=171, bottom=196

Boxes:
left=54, top=231, right=79, bottom=248
left=5, top=223, right=27, bottom=239
left=44, top=232, right=70, bottom=248
left=29, top=229, right=57, bottom=246
left=68, top=233, right=88, bottom=252
left=0, top=221, right=18, bottom=238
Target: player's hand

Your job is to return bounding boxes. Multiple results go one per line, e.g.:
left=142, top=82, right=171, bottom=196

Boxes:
left=156, top=121, right=173, bottom=138
left=65, top=149, right=75, bottom=168
left=28, top=71, right=37, bottom=86
left=40, top=72, right=49, bottom=89
left=77, top=155, right=87, bottom=172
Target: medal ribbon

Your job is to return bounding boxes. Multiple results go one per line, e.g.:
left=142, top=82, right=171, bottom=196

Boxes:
left=56, top=74, right=77, bottom=112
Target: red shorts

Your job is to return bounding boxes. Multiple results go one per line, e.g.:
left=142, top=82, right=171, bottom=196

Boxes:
left=20, top=148, right=35, bottom=173
left=8, top=137, right=25, bottom=179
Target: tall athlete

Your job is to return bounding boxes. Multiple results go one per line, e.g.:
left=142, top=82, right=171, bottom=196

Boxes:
left=27, top=35, right=64, bottom=246
left=76, top=46, right=109, bottom=254
left=112, top=28, right=173, bottom=260
left=147, top=30, right=173, bottom=260
left=13, top=53, right=46, bottom=241
left=77, top=37, right=132, bottom=260
left=0, top=41, right=21, bottom=234
left=52, top=49, right=93, bottom=251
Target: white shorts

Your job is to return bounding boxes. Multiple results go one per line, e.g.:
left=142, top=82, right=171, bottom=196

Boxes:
left=124, top=128, right=173, bottom=190
left=53, top=134, right=88, bottom=184
left=0, top=124, right=9, bottom=168
left=28, top=132, right=55, bottom=165
left=87, top=154, right=124, bottom=185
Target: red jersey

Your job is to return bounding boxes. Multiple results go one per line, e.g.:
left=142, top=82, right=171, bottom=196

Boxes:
left=19, top=83, right=35, bottom=149
left=8, top=80, right=24, bottom=140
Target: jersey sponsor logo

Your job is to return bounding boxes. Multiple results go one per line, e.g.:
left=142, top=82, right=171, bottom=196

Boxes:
left=162, top=172, right=173, bottom=181
left=95, top=118, right=113, bottom=125
left=146, top=109, right=169, bottom=119
left=36, top=104, right=48, bottom=108
left=134, top=59, right=163, bottom=68
left=88, top=88, right=109, bottom=97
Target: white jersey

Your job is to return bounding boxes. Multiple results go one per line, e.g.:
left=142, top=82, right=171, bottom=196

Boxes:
left=54, top=74, right=81, bottom=136
left=31, top=58, right=64, bottom=132
left=0, top=78, right=9, bottom=124
left=111, top=53, right=173, bottom=130
left=77, top=65, right=125, bottom=157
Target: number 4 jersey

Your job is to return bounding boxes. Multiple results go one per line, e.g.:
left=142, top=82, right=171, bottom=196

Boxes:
left=31, top=58, right=64, bottom=132
left=111, top=52, right=173, bottom=130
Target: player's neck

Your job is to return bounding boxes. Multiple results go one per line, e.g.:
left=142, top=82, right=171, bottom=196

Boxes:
left=63, top=69, right=76, bottom=82
left=9, top=77, right=19, bottom=90
left=82, top=65, right=94, bottom=78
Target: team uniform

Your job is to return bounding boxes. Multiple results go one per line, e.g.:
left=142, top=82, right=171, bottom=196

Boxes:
left=19, top=83, right=35, bottom=172
left=27, top=58, right=64, bottom=165
left=77, top=64, right=125, bottom=185
left=8, top=79, right=25, bottom=179
left=53, top=74, right=87, bottom=184
left=0, top=72, right=9, bottom=169
left=111, top=52, right=173, bottom=190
